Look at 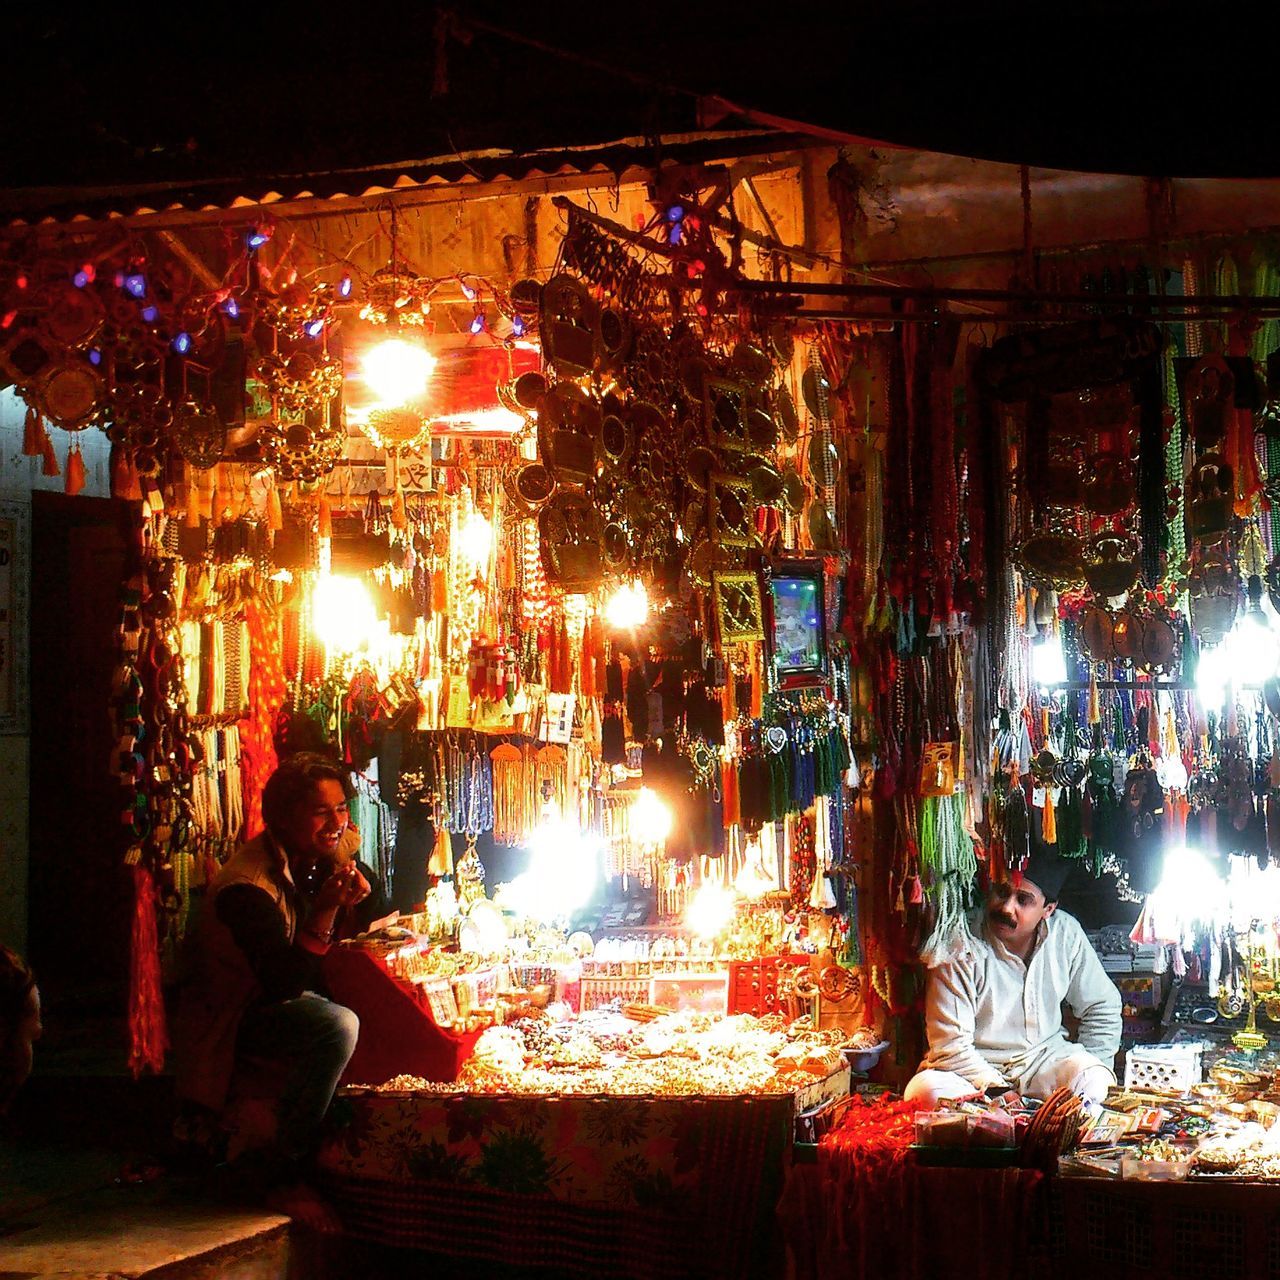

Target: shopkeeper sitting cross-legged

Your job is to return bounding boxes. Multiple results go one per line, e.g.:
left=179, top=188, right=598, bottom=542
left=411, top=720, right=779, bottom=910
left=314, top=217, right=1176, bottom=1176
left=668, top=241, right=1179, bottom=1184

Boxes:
left=173, top=752, right=382, bottom=1226
left=905, top=847, right=1121, bottom=1108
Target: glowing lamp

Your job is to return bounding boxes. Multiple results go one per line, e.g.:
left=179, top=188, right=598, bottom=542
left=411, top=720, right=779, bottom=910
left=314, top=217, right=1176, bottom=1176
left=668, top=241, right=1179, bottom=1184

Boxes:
left=306, top=318, right=325, bottom=338
left=512, top=315, right=526, bottom=338
left=88, top=349, right=101, bottom=366
left=469, top=312, right=486, bottom=335
left=1148, top=846, right=1227, bottom=925
left=172, top=332, right=191, bottom=355
left=1195, top=643, right=1229, bottom=711
left=246, top=227, right=271, bottom=249
left=141, top=305, right=158, bottom=323
left=606, top=581, right=649, bottom=630
left=502, top=820, right=600, bottom=922
left=311, top=574, right=377, bottom=654
left=361, top=336, right=436, bottom=407
left=631, top=788, right=672, bottom=846
left=124, top=274, right=147, bottom=298
left=224, top=297, right=240, bottom=319
left=1226, top=576, right=1280, bottom=687
left=459, top=510, right=493, bottom=566
left=338, top=275, right=353, bottom=298
left=686, top=883, right=737, bottom=940
left=1031, top=628, right=1067, bottom=689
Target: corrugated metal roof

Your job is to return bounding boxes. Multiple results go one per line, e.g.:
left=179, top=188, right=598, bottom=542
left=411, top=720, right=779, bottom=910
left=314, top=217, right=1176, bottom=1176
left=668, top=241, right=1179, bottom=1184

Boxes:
left=0, top=129, right=814, bottom=229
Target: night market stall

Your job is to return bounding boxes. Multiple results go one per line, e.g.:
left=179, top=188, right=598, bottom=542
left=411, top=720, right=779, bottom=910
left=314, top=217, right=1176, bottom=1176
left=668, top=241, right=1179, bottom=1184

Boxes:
left=0, top=128, right=878, bottom=1277
left=14, top=102, right=1280, bottom=1280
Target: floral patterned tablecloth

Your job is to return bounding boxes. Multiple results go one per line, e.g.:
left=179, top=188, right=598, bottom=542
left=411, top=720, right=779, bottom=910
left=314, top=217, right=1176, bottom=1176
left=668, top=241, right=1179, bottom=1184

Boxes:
left=318, top=1088, right=795, bottom=1278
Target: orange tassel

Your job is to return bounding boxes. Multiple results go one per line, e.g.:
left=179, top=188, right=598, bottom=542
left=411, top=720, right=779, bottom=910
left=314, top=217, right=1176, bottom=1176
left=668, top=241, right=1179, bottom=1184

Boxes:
left=722, top=761, right=740, bottom=827
left=41, top=429, right=60, bottom=477
left=65, top=443, right=86, bottom=496
left=318, top=492, right=332, bottom=540
left=432, top=568, right=448, bottom=613
left=428, top=825, right=453, bottom=879
left=391, top=484, right=407, bottom=531
left=22, top=404, right=42, bottom=456
left=266, top=482, right=283, bottom=532
left=580, top=618, right=596, bottom=698
left=1041, top=789, right=1057, bottom=844
left=185, top=470, right=201, bottom=528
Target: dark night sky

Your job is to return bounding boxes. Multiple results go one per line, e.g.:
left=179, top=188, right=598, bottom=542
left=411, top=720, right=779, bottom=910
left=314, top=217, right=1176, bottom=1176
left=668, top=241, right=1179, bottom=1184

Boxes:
left=4, top=1, right=1278, bottom=195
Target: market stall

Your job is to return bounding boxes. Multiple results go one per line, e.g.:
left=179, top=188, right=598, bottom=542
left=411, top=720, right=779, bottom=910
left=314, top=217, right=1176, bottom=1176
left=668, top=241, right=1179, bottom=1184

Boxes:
left=18, top=89, right=1280, bottom=1277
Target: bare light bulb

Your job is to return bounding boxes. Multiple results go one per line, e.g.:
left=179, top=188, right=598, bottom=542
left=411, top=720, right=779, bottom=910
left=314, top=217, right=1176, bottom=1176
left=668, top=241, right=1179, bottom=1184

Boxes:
left=686, top=883, right=737, bottom=940
left=1031, top=629, right=1067, bottom=689
left=606, top=581, right=648, bottom=629
left=361, top=337, right=436, bottom=407
left=312, top=574, right=377, bottom=654
left=631, top=788, right=672, bottom=846
left=1227, top=606, right=1280, bottom=687
left=459, top=511, right=493, bottom=566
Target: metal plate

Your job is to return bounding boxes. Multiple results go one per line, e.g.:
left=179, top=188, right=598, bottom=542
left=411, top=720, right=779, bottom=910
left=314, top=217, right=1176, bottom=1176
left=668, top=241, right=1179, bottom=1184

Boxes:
left=773, top=386, right=799, bottom=443
left=781, top=466, right=808, bottom=513
left=1017, top=531, right=1084, bottom=585
left=748, top=460, right=784, bottom=504
left=802, top=364, right=832, bottom=417
left=807, top=502, right=837, bottom=550
left=38, top=360, right=104, bottom=429
left=686, top=445, right=720, bottom=492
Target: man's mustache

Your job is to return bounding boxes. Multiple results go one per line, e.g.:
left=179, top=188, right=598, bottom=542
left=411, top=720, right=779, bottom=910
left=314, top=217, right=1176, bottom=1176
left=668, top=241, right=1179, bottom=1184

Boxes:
left=989, top=910, right=1017, bottom=928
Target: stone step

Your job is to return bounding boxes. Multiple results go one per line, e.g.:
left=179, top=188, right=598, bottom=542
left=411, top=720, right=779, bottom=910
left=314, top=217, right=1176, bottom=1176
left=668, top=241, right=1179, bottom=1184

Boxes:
left=0, top=1178, right=292, bottom=1280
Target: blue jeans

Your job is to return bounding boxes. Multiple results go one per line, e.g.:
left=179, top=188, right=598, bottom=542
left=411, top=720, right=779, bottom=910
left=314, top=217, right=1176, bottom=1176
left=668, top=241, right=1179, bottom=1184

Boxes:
left=235, top=991, right=358, bottom=1162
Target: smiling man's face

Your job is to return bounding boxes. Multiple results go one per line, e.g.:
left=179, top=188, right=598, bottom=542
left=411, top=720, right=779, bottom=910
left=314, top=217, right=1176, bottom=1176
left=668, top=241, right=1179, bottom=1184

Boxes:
left=987, top=877, right=1056, bottom=957
left=279, top=778, right=350, bottom=870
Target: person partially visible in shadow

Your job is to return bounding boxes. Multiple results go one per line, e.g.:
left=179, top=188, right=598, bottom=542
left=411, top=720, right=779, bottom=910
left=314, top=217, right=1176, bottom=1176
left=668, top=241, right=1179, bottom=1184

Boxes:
left=0, top=946, right=41, bottom=1117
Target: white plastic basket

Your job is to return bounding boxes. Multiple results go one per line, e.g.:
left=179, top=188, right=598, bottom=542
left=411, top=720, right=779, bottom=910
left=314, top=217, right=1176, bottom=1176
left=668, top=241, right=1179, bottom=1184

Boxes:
left=1123, top=1043, right=1202, bottom=1093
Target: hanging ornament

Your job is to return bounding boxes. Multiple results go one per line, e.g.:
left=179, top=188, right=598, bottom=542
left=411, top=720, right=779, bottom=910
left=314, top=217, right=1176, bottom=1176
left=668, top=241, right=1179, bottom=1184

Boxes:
left=65, top=440, right=86, bottom=495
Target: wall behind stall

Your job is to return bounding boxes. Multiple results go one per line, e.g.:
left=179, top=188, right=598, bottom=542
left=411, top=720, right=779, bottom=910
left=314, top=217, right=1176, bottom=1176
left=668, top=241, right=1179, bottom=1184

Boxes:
left=0, top=387, right=112, bottom=955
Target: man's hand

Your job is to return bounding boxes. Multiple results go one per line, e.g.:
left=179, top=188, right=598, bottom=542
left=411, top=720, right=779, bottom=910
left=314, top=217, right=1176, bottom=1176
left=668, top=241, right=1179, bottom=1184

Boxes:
left=315, top=861, right=371, bottom=912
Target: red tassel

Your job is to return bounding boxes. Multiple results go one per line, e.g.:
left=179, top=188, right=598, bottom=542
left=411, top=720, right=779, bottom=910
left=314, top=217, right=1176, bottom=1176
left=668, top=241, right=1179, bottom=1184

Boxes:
left=127, top=865, right=169, bottom=1079
left=40, top=429, right=59, bottom=477
left=318, top=492, right=332, bottom=540
left=65, top=443, right=86, bottom=496
left=21, top=404, right=42, bottom=456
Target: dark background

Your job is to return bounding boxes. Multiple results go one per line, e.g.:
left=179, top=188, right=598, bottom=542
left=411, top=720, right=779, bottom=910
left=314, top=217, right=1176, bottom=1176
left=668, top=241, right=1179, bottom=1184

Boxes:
left=4, top=0, right=1278, bottom=206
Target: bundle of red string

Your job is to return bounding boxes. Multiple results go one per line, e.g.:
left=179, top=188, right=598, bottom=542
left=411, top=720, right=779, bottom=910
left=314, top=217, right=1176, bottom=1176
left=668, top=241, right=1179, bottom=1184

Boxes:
left=127, top=864, right=168, bottom=1078
left=241, top=598, right=285, bottom=841
left=813, top=1094, right=920, bottom=1273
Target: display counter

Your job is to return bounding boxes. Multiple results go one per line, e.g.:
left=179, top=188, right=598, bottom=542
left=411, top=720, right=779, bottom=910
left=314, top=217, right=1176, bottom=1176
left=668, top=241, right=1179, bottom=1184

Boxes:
left=315, top=936, right=869, bottom=1278
left=318, top=1087, right=796, bottom=1278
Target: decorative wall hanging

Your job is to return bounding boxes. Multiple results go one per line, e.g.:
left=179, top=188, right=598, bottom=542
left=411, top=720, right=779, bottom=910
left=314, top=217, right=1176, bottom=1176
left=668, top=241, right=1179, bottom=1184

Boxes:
left=709, top=473, right=757, bottom=549
left=712, top=569, right=765, bottom=644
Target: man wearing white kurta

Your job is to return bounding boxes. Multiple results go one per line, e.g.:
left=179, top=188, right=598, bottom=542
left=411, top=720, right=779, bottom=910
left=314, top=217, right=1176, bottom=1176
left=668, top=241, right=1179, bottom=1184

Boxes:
left=905, top=854, right=1122, bottom=1106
